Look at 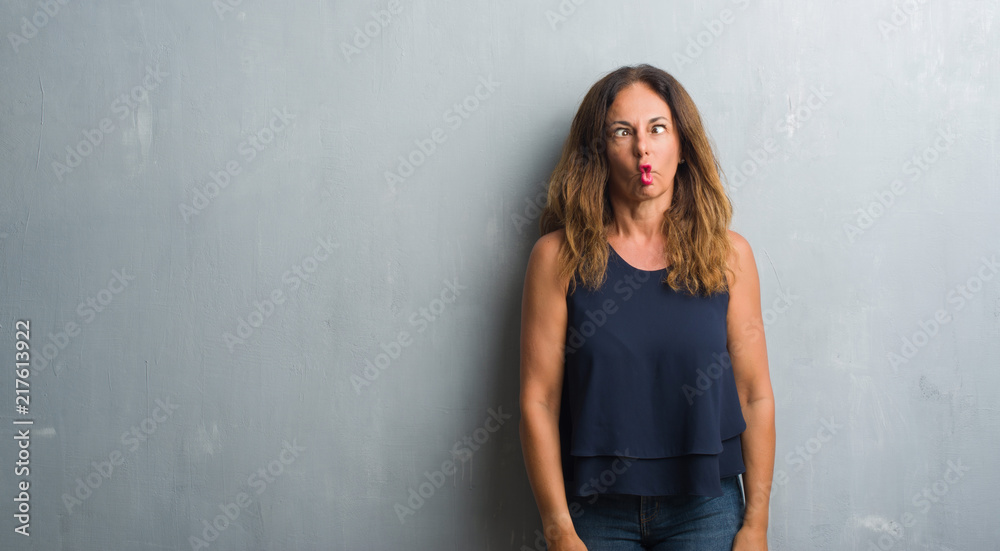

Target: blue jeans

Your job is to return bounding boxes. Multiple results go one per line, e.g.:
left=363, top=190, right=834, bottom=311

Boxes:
left=566, top=475, right=745, bottom=550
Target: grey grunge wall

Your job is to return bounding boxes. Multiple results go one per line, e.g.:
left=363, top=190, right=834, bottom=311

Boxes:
left=1, top=0, right=998, bottom=549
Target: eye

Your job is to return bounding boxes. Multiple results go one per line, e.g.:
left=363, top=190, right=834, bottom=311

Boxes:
left=651, top=124, right=667, bottom=134
left=612, top=128, right=629, bottom=137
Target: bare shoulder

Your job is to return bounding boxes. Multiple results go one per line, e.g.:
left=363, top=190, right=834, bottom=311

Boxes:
left=726, top=230, right=758, bottom=286
left=528, top=228, right=566, bottom=272
left=526, top=228, right=570, bottom=292
left=727, top=230, right=753, bottom=262
left=533, top=228, right=565, bottom=257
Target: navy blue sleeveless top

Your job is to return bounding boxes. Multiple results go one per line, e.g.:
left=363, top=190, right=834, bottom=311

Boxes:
left=559, top=243, right=746, bottom=498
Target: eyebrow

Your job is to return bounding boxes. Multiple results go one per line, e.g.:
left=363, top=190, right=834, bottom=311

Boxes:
left=608, top=116, right=669, bottom=127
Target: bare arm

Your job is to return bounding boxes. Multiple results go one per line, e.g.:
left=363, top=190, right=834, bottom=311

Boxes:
left=519, top=230, right=581, bottom=546
left=726, top=231, right=776, bottom=546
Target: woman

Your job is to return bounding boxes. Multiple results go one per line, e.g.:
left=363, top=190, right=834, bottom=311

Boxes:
left=519, top=64, right=775, bottom=551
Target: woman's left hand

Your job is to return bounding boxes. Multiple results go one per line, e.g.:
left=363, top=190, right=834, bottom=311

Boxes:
left=732, top=525, right=768, bottom=551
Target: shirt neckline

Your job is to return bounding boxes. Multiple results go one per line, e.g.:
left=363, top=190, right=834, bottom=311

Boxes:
left=608, top=242, right=669, bottom=273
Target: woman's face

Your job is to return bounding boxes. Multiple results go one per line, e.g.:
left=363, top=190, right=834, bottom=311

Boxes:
left=603, top=82, right=683, bottom=203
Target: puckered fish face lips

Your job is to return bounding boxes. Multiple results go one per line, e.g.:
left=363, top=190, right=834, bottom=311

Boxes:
left=640, top=164, right=653, bottom=185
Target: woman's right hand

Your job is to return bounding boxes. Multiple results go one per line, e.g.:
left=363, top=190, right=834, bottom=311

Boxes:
left=549, top=533, right=588, bottom=551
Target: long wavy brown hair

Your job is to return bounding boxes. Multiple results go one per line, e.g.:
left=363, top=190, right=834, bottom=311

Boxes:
left=539, top=64, right=735, bottom=297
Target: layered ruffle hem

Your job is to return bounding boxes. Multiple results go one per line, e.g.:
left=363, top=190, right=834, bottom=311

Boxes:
left=559, top=245, right=747, bottom=498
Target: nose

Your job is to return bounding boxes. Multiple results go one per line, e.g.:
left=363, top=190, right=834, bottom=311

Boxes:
left=634, top=132, right=650, bottom=158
